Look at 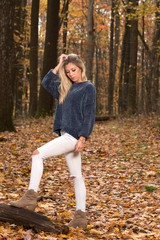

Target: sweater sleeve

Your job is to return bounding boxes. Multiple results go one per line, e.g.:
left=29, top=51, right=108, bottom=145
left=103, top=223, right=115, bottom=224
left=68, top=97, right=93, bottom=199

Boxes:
left=42, top=69, right=60, bottom=99
left=78, top=84, right=96, bottom=140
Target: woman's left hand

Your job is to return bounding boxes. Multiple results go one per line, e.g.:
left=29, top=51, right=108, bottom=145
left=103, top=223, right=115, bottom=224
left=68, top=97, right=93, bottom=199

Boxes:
left=75, top=138, right=85, bottom=152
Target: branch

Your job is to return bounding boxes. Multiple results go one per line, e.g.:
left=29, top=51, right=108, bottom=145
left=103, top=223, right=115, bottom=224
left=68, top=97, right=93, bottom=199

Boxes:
left=138, top=29, right=150, bottom=51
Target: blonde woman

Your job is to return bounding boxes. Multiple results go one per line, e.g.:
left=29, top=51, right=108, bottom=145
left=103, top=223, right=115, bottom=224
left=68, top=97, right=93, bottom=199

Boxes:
left=10, top=54, right=96, bottom=228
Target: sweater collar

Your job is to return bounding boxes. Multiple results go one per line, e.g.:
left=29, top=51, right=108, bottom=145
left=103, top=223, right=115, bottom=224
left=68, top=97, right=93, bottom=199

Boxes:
left=72, top=81, right=88, bottom=86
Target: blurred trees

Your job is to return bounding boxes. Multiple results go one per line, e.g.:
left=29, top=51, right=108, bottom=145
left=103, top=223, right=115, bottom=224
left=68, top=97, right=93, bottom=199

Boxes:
left=0, top=0, right=159, bottom=131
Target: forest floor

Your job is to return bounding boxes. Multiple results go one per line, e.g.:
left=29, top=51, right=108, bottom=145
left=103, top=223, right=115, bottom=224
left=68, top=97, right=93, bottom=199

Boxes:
left=0, top=115, right=160, bottom=240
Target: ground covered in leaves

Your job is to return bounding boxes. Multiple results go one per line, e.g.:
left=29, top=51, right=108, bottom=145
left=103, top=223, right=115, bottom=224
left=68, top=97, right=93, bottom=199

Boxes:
left=0, top=115, right=160, bottom=240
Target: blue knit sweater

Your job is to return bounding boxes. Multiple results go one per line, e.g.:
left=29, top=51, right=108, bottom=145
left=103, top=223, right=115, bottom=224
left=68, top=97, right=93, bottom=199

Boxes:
left=42, top=69, right=96, bottom=140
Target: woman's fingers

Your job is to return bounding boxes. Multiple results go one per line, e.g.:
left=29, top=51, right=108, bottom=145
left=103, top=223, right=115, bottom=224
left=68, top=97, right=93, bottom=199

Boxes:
left=75, top=140, right=84, bottom=152
left=59, top=54, right=67, bottom=63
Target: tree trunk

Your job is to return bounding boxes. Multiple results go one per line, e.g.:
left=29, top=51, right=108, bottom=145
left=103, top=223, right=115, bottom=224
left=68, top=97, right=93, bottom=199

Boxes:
left=85, top=0, right=94, bottom=81
left=108, top=0, right=115, bottom=115
left=113, top=1, right=120, bottom=114
left=123, top=28, right=130, bottom=112
left=118, top=1, right=138, bottom=115
left=0, top=0, right=16, bottom=131
left=118, top=14, right=130, bottom=114
left=38, top=0, right=60, bottom=117
left=151, top=0, right=160, bottom=113
left=145, top=2, right=160, bottom=114
left=95, top=45, right=101, bottom=115
left=0, top=204, right=69, bottom=234
left=145, top=60, right=152, bottom=113
left=95, top=46, right=107, bottom=116
left=14, top=0, right=27, bottom=117
left=113, top=1, right=120, bottom=76
left=62, top=0, right=71, bottom=53
left=128, top=0, right=138, bottom=114
left=29, top=0, right=40, bottom=117
left=139, top=2, right=145, bottom=113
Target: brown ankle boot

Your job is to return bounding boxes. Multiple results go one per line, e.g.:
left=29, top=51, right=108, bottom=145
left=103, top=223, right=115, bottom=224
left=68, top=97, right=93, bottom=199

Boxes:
left=68, top=210, right=87, bottom=228
left=10, top=189, right=37, bottom=211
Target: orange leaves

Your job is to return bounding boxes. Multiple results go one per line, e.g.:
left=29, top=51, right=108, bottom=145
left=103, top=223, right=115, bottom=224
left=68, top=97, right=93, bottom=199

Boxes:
left=0, top=172, right=4, bottom=183
left=89, top=228, right=104, bottom=235
left=0, top=116, right=160, bottom=239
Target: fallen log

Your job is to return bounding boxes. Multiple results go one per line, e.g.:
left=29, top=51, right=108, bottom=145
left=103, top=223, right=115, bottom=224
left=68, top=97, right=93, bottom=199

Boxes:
left=0, top=204, right=69, bottom=234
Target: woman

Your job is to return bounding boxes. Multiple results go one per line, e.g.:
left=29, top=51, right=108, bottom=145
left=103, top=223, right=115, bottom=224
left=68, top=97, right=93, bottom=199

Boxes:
left=10, top=53, right=96, bottom=228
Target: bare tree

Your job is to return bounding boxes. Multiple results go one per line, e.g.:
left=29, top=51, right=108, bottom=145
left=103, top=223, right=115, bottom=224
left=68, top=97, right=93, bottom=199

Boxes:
left=139, top=0, right=145, bottom=113
left=85, top=0, right=94, bottom=81
left=14, top=0, right=27, bottom=117
left=62, top=0, right=71, bottom=53
left=118, top=10, right=130, bottom=114
left=147, top=0, right=160, bottom=113
left=118, top=0, right=138, bottom=115
left=38, top=0, right=60, bottom=117
left=0, top=0, right=16, bottom=131
left=128, top=0, right=138, bottom=114
left=29, top=0, right=40, bottom=117
left=108, top=0, right=120, bottom=115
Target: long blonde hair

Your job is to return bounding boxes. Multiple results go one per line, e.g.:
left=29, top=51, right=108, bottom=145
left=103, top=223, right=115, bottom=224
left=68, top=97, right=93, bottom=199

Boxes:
left=58, top=54, right=87, bottom=104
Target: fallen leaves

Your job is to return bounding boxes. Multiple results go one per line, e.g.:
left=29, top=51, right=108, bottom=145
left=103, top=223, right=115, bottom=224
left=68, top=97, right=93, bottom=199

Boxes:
left=0, top=115, right=160, bottom=239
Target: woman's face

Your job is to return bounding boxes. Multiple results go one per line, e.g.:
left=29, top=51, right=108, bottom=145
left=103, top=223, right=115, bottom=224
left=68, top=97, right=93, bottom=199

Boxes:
left=65, top=63, right=82, bottom=83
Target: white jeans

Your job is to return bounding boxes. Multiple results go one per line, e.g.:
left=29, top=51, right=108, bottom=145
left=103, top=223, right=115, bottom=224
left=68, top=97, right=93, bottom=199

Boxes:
left=28, top=131, right=86, bottom=212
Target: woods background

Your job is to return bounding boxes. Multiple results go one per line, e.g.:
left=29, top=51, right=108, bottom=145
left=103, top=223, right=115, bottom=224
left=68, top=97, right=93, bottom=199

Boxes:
left=0, top=0, right=159, bottom=131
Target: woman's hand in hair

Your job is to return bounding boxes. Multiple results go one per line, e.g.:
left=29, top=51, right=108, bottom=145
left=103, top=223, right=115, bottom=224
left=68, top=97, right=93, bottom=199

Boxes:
left=59, top=54, right=68, bottom=65
left=52, top=54, right=67, bottom=74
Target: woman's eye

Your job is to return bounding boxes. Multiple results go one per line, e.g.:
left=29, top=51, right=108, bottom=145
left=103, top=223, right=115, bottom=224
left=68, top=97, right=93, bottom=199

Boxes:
left=72, top=69, right=76, bottom=72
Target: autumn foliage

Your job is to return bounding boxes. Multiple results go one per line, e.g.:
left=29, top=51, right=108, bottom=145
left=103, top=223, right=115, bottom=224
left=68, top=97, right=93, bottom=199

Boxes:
left=0, top=115, right=160, bottom=239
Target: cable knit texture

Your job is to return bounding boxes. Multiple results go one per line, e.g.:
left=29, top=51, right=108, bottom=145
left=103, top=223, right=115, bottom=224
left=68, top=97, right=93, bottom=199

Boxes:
left=42, top=69, right=96, bottom=140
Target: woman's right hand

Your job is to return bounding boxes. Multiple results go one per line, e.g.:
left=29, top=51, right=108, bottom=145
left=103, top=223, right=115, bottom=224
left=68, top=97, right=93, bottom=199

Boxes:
left=59, top=54, right=67, bottom=65
left=52, top=54, right=67, bottom=74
